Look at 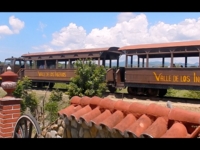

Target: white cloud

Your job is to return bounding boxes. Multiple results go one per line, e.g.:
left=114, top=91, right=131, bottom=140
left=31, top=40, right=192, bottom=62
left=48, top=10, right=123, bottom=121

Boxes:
left=0, top=25, right=13, bottom=35
left=9, top=15, right=25, bottom=34
left=0, top=15, right=24, bottom=36
left=35, top=13, right=200, bottom=64
left=117, top=12, right=136, bottom=23
left=51, top=23, right=87, bottom=49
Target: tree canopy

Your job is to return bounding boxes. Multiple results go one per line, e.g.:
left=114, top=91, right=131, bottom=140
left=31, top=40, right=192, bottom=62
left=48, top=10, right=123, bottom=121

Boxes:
left=67, top=59, right=107, bottom=98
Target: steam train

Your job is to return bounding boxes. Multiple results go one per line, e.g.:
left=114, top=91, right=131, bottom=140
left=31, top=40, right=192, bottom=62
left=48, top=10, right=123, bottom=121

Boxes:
left=1, top=40, right=200, bottom=98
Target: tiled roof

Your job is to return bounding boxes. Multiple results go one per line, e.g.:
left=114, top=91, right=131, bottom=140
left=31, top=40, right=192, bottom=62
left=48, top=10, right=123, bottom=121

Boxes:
left=58, top=96, right=200, bottom=138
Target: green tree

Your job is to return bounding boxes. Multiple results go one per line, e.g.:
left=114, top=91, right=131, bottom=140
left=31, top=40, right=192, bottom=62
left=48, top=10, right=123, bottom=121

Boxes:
left=44, top=89, right=62, bottom=123
left=67, top=59, right=107, bottom=98
left=13, top=76, right=38, bottom=114
left=44, top=101, right=58, bottom=123
left=49, top=88, right=63, bottom=101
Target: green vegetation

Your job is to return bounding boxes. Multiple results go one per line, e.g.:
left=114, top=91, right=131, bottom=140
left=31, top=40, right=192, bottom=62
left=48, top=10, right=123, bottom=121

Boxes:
left=13, top=76, right=38, bottom=115
left=66, top=59, right=107, bottom=98
left=12, top=77, right=70, bottom=128
left=165, top=88, right=200, bottom=99
left=54, top=83, right=68, bottom=89
left=45, top=89, right=63, bottom=123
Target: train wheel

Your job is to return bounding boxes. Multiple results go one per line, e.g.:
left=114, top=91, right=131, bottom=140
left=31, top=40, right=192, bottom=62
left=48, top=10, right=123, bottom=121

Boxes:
left=159, top=89, right=167, bottom=97
left=108, top=86, right=116, bottom=93
left=147, top=88, right=159, bottom=97
left=127, top=87, right=137, bottom=95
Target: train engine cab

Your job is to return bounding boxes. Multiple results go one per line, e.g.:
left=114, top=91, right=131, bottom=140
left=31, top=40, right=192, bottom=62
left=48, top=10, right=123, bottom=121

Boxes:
left=0, top=57, right=25, bottom=84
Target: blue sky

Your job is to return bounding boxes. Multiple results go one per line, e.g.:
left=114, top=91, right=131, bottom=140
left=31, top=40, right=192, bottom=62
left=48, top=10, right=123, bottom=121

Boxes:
left=1, top=12, right=200, bottom=64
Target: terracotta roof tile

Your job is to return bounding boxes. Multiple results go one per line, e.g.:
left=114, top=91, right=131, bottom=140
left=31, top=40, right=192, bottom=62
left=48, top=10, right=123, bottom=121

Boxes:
left=58, top=105, right=82, bottom=118
left=113, top=100, right=131, bottom=114
left=140, top=117, right=168, bottom=138
left=146, top=103, right=171, bottom=117
left=79, top=107, right=101, bottom=125
left=99, top=110, right=124, bottom=132
left=113, top=113, right=136, bottom=135
left=124, top=114, right=153, bottom=138
left=91, top=110, right=112, bottom=129
left=99, top=98, right=116, bottom=112
left=89, top=96, right=102, bottom=106
left=59, top=96, right=200, bottom=138
left=161, top=122, right=188, bottom=138
left=70, top=96, right=81, bottom=105
left=168, top=108, right=200, bottom=124
left=69, top=105, right=92, bottom=121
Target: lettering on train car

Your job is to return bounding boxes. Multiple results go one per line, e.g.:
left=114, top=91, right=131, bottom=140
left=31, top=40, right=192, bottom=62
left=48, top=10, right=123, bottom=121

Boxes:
left=153, top=72, right=191, bottom=83
left=37, top=71, right=67, bottom=77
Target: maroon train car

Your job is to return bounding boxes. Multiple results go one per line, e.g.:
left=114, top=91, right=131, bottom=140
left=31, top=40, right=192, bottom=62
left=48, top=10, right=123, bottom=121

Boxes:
left=117, top=40, right=200, bottom=97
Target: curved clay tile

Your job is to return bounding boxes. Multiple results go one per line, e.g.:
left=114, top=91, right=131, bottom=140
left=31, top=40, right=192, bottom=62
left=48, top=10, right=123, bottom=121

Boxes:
left=80, top=96, right=91, bottom=106
left=140, top=117, right=168, bottom=138
left=58, top=105, right=82, bottom=118
left=188, top=126, right=200, bottom=138
left=124, top=114, right=153, bottom=138
left=69, top=105, right=92, bottom=121
left=99, top=98, right=116, bottom=112
left=70, top=96, right=82, bottom=105
left=90, top=110, right=112, bottom=129
left=90, top=96, right=102, bottom=109
left=168, top=108, right=200, bottom=124
left=146, top=103, right=170, bottom=117
left=114, top=100, right=132, bottom=114
left=99, top=110, right=124, bottom=132
left=128, top=102, right=148, bottom=118
left=78, top=107, right=101, bottom=126
left=161, top=122, right=188, bottom=138
left=112, top=113, right=137, bottom=136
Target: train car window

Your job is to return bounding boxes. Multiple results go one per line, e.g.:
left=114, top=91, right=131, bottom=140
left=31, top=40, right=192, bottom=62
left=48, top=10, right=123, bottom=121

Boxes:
left=21, top=60, right=24, bottom=68
left=26, top=60, right=34, bottom=69
left=57, top=60, right=67, bottom=69
left=37, top=60, right=45, bottom=69
left=15, top=60, right=20, bottom=66
left=71, top=61, right=76, bottom=68
left=46, top=60, right=56, bottom=69
left=4, top=59, right=14, bottom=66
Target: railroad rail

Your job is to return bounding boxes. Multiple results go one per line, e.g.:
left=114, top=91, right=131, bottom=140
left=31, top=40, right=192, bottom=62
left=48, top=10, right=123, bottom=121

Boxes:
left=106, top=92, right=200, bottom=104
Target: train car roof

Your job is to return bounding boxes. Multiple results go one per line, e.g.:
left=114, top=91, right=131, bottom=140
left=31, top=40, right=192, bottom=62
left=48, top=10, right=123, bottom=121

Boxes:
left=119, top=40, right=200, bottom=51
left=21, top=47, right=120, bottom=57
left=5, top=57, right=24, bottom=60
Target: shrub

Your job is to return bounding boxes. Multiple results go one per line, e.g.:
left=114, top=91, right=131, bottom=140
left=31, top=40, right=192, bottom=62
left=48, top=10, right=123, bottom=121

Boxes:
left=66, top=59, right=107, bottom=98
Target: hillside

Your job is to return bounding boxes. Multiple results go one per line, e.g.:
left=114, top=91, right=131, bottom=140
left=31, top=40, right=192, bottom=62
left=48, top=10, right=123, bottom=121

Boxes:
left=107, top=61, right=198, bottom=67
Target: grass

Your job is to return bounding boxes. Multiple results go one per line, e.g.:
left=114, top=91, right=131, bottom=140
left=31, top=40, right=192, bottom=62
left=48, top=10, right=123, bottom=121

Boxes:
left=165, top=89, right=189, bottom=97
left=116, top=88, right=127, bottom=93
left=55, top=82, right=128, bottom=94
left=54, top=83, right=68, bottom=89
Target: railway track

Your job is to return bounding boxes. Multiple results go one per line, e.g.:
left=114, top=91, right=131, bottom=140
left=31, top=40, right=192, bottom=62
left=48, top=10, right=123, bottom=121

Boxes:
left=105, top=92, right=200, bottom=104
left=30, top=87, right=200, bottom=105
